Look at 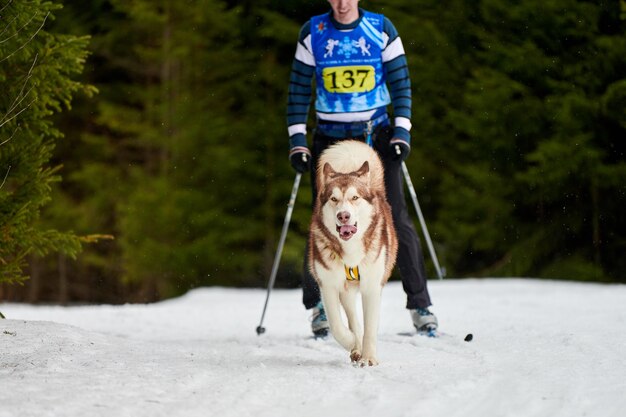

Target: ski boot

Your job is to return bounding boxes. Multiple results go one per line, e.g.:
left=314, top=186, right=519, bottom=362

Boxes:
left=311, top=300, right=329, bottom=338
left=411, top=307, right=438, bottom=337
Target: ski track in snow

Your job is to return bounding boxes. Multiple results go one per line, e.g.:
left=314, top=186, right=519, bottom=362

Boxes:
left=1, top=279, right=625, bottom=417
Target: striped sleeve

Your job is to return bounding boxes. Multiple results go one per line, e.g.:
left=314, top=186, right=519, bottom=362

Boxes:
left=382, top=17, right=411, bottom=144
left=287, top=21, right=314, bottom=155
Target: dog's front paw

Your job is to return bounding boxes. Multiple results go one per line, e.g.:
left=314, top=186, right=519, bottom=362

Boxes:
left=350, top=349, right=361, bottom=363
left=358, top=355, right=379, bottom=367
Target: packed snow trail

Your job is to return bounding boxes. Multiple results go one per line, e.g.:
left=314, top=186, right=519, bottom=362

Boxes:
left=1, top=279, right=625, bottom=417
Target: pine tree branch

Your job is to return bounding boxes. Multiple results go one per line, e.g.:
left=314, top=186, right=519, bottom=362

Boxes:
left=1, top=53, right=38, bottom=124
left=1, top=84, right=35, bottom=121
left=0, top=10, right=38, bottom=45
left=0, top=97, right=37, bottom=129
left=0, top=165, right=10, bottom=190
left=0, top=0, right=14, bottom=14
left=0, top=9, right=20, bottom=39
left=0, top=127, right=18, bottom=147
left=0, top=11, right=48, bottom=63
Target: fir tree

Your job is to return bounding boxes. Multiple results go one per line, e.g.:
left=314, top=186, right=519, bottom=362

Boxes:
left=0, top=0, right=95, bottom=284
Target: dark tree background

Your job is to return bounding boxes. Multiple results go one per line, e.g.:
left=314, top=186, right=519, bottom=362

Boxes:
left=1, top=0, right=624, bottom=303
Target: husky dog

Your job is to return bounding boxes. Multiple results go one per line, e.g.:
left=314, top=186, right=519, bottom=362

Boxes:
left=309, top=140, right=398, bottom=366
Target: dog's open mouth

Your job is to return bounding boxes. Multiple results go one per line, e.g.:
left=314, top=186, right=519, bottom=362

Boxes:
left=336, top=223, right=358, bottom=241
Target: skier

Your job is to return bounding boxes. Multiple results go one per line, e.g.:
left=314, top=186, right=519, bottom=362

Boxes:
left=286, top=0, right=438, bottom=337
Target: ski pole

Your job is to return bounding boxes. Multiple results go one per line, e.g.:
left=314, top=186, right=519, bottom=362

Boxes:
left=395, top=146, right=445, bottom=280
left=256, top=164, right=304, bottom=335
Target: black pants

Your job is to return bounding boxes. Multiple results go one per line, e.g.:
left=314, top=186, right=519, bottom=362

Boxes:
left=302, top=125, right=433, bottom=310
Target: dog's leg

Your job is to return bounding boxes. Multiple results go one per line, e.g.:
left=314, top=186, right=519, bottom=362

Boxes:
left=359, top=277, right=383, bottom=367
left=320, top=285, right=357, bottom=354
left=359, top=264, right=384, bottom=366
left=340, top=284, right=362, bottom=363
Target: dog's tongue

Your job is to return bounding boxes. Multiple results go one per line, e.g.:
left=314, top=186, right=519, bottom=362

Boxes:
left=338, top=225, right=357, bottom=240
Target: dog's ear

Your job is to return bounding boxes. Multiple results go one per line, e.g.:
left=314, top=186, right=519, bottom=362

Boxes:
left=323, top=162, right=338, bottom=179
left=354, top=161, right=370, bottom=183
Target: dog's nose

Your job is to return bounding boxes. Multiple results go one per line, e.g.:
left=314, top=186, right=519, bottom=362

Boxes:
left=337, top=211, right=351, bottom=224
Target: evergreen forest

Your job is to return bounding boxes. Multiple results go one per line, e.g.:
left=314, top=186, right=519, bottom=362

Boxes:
left=1, top=0, right=625, bottom=303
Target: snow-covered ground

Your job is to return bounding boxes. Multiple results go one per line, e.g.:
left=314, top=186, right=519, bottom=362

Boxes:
left=1, top=278, right=625, bottom=417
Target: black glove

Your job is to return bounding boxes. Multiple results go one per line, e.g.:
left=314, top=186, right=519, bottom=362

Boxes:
left=391, top=141, right=410, bottom=161
left=290, top=151, right=311, bottom=173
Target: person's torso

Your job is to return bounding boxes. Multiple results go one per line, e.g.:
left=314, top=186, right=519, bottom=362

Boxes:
left=310, top=11, right=391, bottom=114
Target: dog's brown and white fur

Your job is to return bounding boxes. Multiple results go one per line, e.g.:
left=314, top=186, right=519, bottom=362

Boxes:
left=309, top=140, right=398, bottom=366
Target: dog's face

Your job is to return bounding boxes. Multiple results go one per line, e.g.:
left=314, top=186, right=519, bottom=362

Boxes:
left=319, top=161, right=373, bottom=241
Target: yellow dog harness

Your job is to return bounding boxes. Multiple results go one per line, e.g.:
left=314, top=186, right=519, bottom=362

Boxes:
left=344, top=265, right=360, bottom=282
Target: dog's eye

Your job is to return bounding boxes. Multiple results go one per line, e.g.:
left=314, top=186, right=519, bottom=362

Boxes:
left=330, top=197, right=338, bottom=203
left=352, top=196, right=359, bottom=201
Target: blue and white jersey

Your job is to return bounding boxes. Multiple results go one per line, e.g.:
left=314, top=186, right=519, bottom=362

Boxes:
left=309, top=11, right=390, bottom=114
left=287, top=8, right=413, bottom=157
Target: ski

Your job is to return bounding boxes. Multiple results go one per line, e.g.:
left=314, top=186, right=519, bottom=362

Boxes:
left=416, top=328, right=441, bottom=338
left=310, top=329, right=330, bottom=341
left=400, top=330, right=473, bottom=342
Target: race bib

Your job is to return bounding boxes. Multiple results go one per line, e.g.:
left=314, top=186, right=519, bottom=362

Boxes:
left=322, top=65, right=375, bottom=93
left=310, top=11, right=390, bottom=112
